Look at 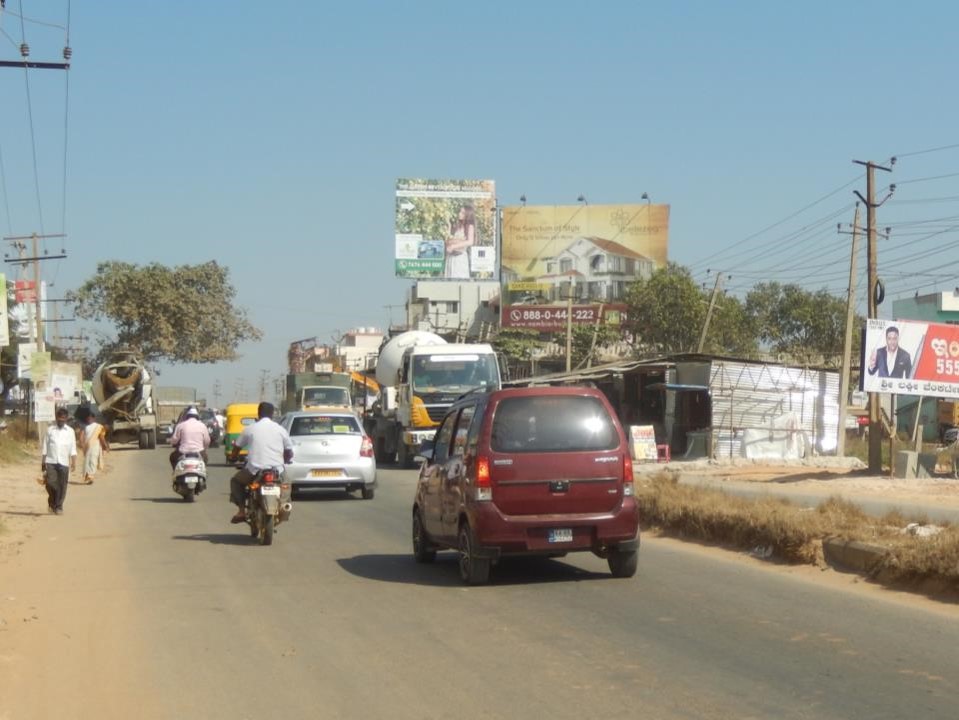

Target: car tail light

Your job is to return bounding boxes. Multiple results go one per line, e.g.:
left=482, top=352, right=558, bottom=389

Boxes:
left=263, top=471, right=275, bottom=484
left=360, top=436, right=374, bottom=458
left=623, top=454, right=634, bottom=497
left=475, top=456, right=492, bottom=501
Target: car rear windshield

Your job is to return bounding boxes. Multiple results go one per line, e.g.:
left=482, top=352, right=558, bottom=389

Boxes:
left=490, top=396, right=619, bottom=453
left=290, top=415, right=361, bottom=436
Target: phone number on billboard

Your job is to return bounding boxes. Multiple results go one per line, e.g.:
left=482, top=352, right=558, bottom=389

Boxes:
left=512, top=308, right=597, bottom=322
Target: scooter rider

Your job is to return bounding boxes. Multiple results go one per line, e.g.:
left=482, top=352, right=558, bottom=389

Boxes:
left=228, top=401, right=293, bottom=524
left=169, top=406, right=211, bottom=470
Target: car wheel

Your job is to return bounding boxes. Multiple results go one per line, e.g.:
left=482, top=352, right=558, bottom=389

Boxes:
left=607, top=548, right=638, bottom=578
left=361, top=487, right=375, bottom=500
left=458, top=523, right=490, bottom=585
left=412, top=510, right=436, bottom=563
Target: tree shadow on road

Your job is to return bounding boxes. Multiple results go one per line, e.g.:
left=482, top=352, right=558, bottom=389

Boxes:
left=337, top=553, right=609, bottom=587
left=171, top=533, right=254, bottom=546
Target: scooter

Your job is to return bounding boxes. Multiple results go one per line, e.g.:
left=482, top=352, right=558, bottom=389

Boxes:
left=172, top=452, right=207, bottom=502
left=244, top=467, right=293, bottom=546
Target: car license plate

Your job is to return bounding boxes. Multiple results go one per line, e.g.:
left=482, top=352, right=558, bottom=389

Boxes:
left=310, top=469, right=342, bottom=478
left=260, top=486, right=281, bottom=496
left=548, top=528, right=573, bottom=543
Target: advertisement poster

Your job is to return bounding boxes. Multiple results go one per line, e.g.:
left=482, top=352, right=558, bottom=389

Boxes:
left=395, top=178, right=497, bottom=280
left=30, top=351, right=51, bottom=390
left=17, top=342, right=37, bottom=379
left=861, top=318, right=959, bottom=398
left=0, top=273, right=8, bottom=347
left=629, top=425, right=659, bottom=461
left=34, top=390, right=55, bottom=422
left=500, top=203, right=669, bottom=329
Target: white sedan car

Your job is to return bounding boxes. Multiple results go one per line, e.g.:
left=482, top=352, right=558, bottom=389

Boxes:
left=279, top=409, right=376, bottom=499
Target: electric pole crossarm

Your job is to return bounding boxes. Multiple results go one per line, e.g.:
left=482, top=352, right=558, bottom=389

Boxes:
left=0, top=60, right=70, bottom=69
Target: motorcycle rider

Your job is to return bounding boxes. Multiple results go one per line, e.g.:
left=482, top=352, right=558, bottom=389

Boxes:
left=169, top=406, right=211, bottom=470
left=228, top=401, right=293, bottom=524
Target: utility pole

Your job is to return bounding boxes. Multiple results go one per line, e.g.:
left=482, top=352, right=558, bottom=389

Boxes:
left=258, top=369, right=270, bottom=401
left=698, top=272, right=724, bottom=353
left=853, top=159, right=895, bottom=474
left=565, top=277, right=577, bottom=372
left=837, top=205, right=861, bottom=457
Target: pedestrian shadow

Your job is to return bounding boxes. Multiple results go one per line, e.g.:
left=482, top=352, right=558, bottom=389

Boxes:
left=336, top=553, right=609, bottom=587
left=0, top=509, right=45, bottom=517
left=171, top=533, right=254, bottom=546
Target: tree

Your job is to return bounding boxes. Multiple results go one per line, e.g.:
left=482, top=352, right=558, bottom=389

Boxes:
left=69, top=261, right=262, bottom=364
left=623, top=263, right=707, bottom=353
left=703, top=293, right=758, bottom=357
left=745, top=282, right=853, bottom=361
left=569, top=322, right=623, bottom=368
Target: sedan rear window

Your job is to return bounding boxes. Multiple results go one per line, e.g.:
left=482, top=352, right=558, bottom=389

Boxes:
left=290, top=416, right=361, bottom=436
left=491, top=396, right=618, bottom=453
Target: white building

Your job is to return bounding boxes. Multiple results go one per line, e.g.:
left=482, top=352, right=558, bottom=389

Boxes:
left=335, top=328, right=384, bottom=371
left=540, top=236, right=654, bottom=302
left=407, top=280, right=500, bottom=340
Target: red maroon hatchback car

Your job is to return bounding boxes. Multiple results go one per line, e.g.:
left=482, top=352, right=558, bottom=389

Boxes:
left=412, top=386, right=640, bottom=584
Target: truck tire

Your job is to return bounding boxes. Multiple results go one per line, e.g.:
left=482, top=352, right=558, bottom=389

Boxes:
left=397, top=442, right=414, bottom=469
left=147, top=430, right=157, bottom=449
left=138, top=431, right=149, bottom=449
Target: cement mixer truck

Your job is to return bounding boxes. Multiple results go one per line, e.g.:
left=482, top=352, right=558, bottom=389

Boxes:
left=91, top=350, right=160, bottom=449
left=364, top=331, right=501, bottom=467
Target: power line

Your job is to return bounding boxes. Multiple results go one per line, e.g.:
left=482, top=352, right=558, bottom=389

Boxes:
left=688, top=175, right=863, bottom=271
left=17, top=0, right=46, bottom=240
left=893, top=142, right=959, bottom=159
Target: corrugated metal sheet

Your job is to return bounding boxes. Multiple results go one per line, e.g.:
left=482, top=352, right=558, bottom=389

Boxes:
left=706, top=360, right=840, bottom=457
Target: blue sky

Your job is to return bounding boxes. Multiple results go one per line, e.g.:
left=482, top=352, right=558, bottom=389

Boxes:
left=2, top=1, right=958, bottom=404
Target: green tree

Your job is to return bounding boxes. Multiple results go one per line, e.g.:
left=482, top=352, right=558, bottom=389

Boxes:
left=745, top=282, right=853, bottom=360
left=623, top=263, right=708, bottom=353
left=703, top=293, right=758, bottom=356
left=569, top=322, right=623, bottom=368
left=490, top=328, right=544, bottom=367
left=69, top=261, right=261, bottom=364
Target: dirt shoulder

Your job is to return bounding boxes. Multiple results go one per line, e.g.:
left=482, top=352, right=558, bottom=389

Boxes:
left=0, top=450, right=164, bottom=720
left=640, top=459, right=959, bottom=512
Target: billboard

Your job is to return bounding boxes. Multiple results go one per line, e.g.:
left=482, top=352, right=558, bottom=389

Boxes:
left=395, top=178, right=497, bottom=280
left=500, top=203, right=669, bottom=329
left=861, top=318, right=959, bottom=398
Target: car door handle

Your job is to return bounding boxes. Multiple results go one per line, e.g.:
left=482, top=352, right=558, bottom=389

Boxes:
left=549, top=480, right=570, bottom=493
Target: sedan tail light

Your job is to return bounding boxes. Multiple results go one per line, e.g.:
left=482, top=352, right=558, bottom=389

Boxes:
left=360, top=436, right=374, bottom=458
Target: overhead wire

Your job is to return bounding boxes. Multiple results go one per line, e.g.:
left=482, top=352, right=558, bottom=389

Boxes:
left=688, top=174, right=863, bottom=271
left=893, top=142, right=959, bottom=159
left=52, top=0, right=71, bottom=288
left=17, top=0, right=46, bottom=244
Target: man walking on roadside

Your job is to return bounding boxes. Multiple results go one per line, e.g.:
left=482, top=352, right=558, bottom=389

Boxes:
left=42, top=407, right=77, bottom=515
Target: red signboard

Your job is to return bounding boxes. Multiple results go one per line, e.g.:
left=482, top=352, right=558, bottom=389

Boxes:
left=501, top=303, right=626, bottom=331
left=862, top=318, right=959, bottom=397
left=14, top=280, right=36, bottom=303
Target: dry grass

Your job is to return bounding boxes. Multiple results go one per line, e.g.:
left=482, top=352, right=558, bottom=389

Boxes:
left=0, top=418, right=36, bottom=466
left=636, top=472, right=959, bottom=589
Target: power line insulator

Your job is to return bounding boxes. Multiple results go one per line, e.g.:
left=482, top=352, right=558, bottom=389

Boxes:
left=19, top=42, right=29, bottom=58
left=63, top=46, right=72, bottom=61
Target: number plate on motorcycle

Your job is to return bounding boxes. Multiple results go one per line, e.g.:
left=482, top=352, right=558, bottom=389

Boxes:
left=260, top=486, right=281, bottom=496
left=548, top=528, right=573, bottom=543
left=309, top=469, right=343, bottom=478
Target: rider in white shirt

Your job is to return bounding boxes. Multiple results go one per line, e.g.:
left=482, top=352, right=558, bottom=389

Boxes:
left=227, top=402, right=293, bottom=523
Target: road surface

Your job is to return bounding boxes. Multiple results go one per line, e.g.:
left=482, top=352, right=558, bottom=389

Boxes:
left=1, top=447, right=957, bottom=719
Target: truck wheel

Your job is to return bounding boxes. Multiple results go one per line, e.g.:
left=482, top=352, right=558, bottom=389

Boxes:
left=397, top=442, right=414, bottom=469
left=147, top=430, right=157, bottom=449
left=138, top=431, right=149, bottom=449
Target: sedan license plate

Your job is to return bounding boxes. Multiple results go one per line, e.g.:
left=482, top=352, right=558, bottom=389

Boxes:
left=310, top=469, right=343, bottom=478
left=548, top=528, right=573, bottom=543
left=260, top=486, right=281, bottom=497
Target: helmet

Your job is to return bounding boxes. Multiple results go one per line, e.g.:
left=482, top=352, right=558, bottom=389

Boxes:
left=184, top=407, right=200, bottom=418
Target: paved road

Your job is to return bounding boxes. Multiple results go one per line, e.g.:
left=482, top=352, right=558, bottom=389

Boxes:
left=5, top=447, right=958, bottom=719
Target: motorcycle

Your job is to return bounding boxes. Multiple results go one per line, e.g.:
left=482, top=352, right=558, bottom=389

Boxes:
left=172, top=452, right=207, bottom=502
left=244, top=467, right=293, bottom=546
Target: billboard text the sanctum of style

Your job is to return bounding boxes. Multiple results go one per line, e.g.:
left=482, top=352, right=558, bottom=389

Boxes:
left=500, top=203, right=669, bottom=329
left=394, top=179, right=497, bottom=280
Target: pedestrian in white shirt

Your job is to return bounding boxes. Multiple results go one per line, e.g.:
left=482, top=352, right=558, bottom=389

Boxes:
left=42, top=407, right=78, bottom=515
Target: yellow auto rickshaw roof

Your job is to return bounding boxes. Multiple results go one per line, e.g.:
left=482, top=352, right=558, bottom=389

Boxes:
left=225, top=403, right=260, bottom=416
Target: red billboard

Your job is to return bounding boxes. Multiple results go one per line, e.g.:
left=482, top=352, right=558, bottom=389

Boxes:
left=862, top=318, right=959, bottom=397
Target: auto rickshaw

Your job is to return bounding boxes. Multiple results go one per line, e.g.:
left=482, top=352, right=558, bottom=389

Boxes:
left=224, top=403, right=259, bottom=463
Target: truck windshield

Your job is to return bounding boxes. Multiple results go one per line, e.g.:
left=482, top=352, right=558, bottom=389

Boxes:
left=412, top=354, right=499, bottom=393
left=303, top=387, right=350, bottom=406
